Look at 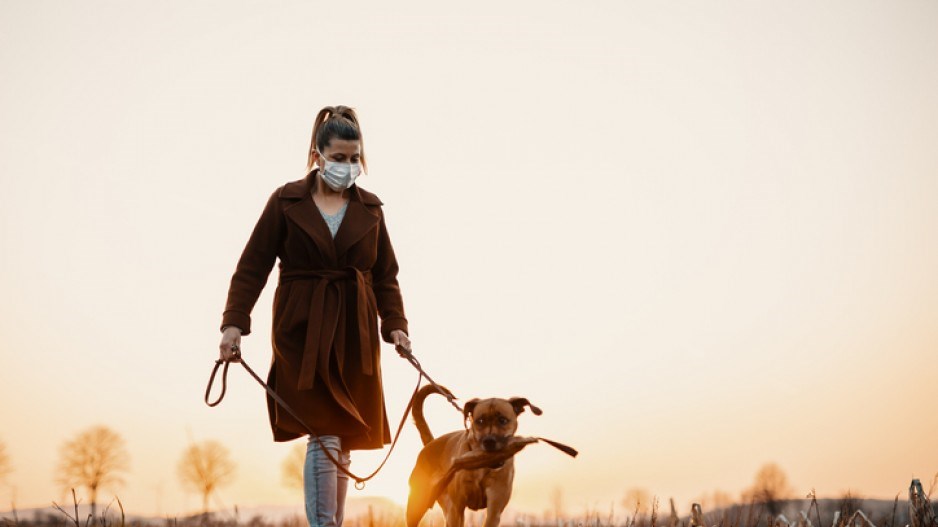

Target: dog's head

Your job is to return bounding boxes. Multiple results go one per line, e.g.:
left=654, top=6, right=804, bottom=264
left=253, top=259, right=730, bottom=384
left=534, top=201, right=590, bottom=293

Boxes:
left=462, top=396, right=542, bottom=452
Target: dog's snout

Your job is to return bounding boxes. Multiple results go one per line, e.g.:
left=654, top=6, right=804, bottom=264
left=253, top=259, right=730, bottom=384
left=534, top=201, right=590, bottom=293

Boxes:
left=481, top=436, right=500, bottom=452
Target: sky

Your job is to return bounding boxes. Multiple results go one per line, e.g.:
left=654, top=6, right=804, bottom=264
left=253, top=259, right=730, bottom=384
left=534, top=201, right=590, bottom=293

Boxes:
left=1, top=0, right=937, bottom=520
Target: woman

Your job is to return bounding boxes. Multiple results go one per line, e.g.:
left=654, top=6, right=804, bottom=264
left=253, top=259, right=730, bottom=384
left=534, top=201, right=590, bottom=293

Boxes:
left=217, top=105, right=412, bottom=527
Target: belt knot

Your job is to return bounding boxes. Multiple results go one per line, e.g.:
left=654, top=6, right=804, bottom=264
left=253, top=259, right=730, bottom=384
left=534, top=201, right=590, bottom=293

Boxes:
left=278, top=267, right=376, bottom=390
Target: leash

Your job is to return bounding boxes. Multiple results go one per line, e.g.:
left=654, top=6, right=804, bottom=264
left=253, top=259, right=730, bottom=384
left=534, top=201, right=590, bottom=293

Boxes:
left=396, top=347, right=463, bottom=414
left=383, top=351, right=578, bottom=458
left=205, top=344, right=426, bottom=490
left=205, top=344, right=575, bottom=489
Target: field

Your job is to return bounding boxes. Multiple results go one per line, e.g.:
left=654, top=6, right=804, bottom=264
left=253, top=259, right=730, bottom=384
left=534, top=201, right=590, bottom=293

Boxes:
left=2, top=480, right=936, bottom=527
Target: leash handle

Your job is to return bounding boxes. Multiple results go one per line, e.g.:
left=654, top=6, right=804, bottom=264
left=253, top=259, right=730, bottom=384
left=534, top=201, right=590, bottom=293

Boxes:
left=205, top=346, right=242, bottom=407
left=204, top=359, right=230, bottom=407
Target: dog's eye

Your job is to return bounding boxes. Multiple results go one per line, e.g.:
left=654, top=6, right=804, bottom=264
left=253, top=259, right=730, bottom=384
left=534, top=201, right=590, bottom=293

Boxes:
left=475, top=417, right=485, bottom=425
left=498, top=416, right=509, bottom=426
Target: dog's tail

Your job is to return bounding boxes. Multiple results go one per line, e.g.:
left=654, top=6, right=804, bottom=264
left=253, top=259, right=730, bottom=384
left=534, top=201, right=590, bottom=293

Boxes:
left=412, top=384, right=455, bottom=446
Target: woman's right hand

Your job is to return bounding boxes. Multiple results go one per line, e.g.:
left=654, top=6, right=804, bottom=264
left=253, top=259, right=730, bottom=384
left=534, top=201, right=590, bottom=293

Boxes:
left=219, top=326, right=243, bottom=362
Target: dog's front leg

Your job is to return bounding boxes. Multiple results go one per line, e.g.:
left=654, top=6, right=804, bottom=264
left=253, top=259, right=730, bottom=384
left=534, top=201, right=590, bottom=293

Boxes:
left=482, top=467, right=515, bottom=527
left=482, top=508, right=505, bottom=527
left=441, top=499, right=465, bottom=527
left=482, top=490, right=511, bottom=527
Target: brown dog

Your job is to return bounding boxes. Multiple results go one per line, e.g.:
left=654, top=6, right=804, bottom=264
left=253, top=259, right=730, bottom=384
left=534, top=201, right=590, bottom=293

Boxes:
left=406, top=385, right=542, bottom=527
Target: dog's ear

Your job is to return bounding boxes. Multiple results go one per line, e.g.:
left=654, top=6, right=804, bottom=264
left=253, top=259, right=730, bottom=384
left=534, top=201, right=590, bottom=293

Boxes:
left=463, top=398, right=480, bottom=421
left=509, top=397, right=542, bottom=416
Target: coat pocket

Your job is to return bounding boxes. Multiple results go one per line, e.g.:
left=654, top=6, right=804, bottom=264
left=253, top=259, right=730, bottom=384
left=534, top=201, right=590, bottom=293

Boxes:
left=273, top=282, right=307, bottom=335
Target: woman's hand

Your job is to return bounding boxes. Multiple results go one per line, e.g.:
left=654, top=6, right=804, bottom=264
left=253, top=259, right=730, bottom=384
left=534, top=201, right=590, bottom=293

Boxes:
left=390, top=329, right=412, bottom=356
left=219, top=326, right=243, bottom=362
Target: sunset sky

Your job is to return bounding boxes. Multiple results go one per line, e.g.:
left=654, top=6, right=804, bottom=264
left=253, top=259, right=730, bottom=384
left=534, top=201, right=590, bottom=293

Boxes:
left=1, top=0, right=937, bottom=520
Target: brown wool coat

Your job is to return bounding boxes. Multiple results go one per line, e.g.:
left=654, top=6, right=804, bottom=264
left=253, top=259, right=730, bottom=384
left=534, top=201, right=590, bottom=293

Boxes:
left=221, top=168, right=408, bottom=450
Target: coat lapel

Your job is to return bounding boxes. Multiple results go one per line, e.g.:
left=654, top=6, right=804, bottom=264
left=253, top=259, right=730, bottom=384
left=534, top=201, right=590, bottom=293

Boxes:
left=281, top=170, right=338, bottom=265
left=334, top=185, right=381, bottom=260
left=280, top=171, right=383, bottom=265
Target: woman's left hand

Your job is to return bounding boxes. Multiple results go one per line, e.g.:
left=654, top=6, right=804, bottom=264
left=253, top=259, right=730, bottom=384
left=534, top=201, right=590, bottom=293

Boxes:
left=390, top=330, right=412, bottom=356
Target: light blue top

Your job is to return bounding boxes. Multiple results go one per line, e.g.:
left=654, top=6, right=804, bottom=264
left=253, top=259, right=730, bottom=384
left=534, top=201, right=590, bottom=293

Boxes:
left=318, top=200, right=349, bottom=238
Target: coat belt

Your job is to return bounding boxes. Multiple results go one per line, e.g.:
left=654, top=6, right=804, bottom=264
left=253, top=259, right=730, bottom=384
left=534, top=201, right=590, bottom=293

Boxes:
left=279, top=267, right=375, bottom=391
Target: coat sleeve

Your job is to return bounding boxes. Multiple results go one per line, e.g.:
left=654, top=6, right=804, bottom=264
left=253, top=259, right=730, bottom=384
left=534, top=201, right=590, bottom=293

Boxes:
left=220, top=189, right=284, bottom=336
left=371, top=207, right=409, bottom=342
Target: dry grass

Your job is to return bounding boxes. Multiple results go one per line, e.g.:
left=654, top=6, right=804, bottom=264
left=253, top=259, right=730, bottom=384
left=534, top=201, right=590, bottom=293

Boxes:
left=3, top=477, right=937, bottom=527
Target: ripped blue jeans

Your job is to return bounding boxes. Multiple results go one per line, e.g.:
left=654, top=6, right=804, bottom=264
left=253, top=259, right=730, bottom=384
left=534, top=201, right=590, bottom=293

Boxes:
left=304, top=435, right=351, bottom=527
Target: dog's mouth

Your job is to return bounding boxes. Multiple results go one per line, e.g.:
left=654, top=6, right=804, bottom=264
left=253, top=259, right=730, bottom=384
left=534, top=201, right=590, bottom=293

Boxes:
left=480, top=435, right=509, bottom=452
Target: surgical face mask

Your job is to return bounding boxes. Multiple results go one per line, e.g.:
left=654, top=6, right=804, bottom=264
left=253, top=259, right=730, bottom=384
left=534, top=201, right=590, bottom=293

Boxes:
left=318, top=150, right=362, bottom=191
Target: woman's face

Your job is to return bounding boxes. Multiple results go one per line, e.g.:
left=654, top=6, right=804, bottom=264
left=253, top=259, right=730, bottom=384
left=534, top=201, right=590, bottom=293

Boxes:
left=315, top=138, right=362, bottom=166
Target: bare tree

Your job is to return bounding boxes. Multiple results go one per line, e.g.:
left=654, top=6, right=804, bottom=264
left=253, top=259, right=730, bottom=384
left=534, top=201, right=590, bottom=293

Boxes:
left=55, top=425, right=130, bottom=524
left=550, top=486, right=565, bottom=520
left=711, top=490, right=734, bottom=510
left=281, top=442, right=305, bottom=490
left=177, top=440, right=236, bottom=518
left=693, top=489, right=734, bottom=511
left=742, top=462, right=793, bottom=515
left=0, top=440, right=11, bottom=484
left=623, top=487, right=652, bottom=515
